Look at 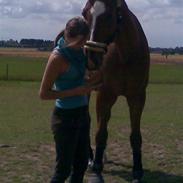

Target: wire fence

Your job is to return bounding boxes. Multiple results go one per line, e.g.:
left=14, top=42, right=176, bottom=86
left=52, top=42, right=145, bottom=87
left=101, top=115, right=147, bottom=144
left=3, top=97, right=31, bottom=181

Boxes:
left=0, top=58, right=183, bottom=84
left=0, top=59, right=47, bottom=81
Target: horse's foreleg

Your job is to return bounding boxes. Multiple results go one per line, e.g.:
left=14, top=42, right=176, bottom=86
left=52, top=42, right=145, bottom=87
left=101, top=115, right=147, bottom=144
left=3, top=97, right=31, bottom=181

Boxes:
left=127, top=92, right=146, bottom=180
left=93, top=89, right=117, bottom=173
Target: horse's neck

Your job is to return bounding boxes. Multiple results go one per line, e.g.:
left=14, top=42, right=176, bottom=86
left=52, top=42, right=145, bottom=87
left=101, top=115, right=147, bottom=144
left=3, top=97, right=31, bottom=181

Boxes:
left=114, top=15, right=142, bottom=58
left=117, top=0, right=134, bottom=32
left=108, top=1, right=148, bottom=62
left=116, top=0, right=142, bottom=47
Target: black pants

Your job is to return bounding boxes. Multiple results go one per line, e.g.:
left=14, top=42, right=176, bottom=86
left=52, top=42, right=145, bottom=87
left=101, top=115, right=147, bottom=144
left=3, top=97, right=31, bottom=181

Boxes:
left=50, top=106, right=90, bottom=183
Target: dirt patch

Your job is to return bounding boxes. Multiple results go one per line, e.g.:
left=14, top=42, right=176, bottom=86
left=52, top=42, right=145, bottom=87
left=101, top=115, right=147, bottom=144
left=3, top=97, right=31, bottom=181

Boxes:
left=0, top=48, right=50, bottom=58
left=151, top=54, right=183, bottom=65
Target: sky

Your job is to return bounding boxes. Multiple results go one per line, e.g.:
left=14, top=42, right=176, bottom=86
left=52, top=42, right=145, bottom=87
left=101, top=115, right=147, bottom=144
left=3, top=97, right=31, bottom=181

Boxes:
left=0, top=0, right=183, bottom=47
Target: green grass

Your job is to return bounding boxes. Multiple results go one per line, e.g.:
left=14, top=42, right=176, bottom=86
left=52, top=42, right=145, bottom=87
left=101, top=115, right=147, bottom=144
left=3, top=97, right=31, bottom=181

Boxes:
left=149, top=64, right=183, bottom=84
left=0, top=55, right=183, bottom=83
left=0, top=81, right=182, bottom=182
left=0, top=81, right=53, bottom=144
left=0, top=56, right=47, bottom=81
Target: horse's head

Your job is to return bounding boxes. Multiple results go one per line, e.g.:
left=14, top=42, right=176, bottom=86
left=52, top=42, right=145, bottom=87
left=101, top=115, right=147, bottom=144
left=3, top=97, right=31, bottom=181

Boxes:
left=83, top=0, right=122, bottom=69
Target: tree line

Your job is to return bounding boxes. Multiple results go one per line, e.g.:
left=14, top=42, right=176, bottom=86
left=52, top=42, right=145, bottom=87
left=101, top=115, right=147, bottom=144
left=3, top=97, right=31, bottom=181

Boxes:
left=0, top=39, right=183, bottom=54
left=150, top=47, right=183, bottom=55
left=0, top=39, right=54, bottom=51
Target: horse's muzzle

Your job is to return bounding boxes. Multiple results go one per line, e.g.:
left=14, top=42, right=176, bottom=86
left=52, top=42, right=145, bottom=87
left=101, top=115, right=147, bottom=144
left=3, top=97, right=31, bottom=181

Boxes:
left=84, top=41, right=107, bottom=70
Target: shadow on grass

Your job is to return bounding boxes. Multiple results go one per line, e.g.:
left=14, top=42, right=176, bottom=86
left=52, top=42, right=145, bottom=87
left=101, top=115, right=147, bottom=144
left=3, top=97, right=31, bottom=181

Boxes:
left=103, top=160, right=183, bottom=183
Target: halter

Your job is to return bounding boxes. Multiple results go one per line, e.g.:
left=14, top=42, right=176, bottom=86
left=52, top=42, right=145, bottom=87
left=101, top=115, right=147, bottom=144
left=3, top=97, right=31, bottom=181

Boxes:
left=84, top=0, right=122, bottom=54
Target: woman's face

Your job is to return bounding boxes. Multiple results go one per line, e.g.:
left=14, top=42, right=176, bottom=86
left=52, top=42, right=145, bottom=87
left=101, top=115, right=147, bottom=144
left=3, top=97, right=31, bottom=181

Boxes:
left=65, top=34, right=89, bottom=49
left=77, top=35, right=88, bottom=46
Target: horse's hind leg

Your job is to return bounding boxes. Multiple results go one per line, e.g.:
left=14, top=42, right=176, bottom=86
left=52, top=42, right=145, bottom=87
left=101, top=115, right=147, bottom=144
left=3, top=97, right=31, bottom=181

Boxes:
left=93, top=89, right=117, bottom=173
left=127, top=92, right=146, bottom=181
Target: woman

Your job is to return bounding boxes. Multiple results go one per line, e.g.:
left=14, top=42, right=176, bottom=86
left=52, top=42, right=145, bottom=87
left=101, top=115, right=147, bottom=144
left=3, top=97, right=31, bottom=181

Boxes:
left=39, top=17, right=94, bottom=183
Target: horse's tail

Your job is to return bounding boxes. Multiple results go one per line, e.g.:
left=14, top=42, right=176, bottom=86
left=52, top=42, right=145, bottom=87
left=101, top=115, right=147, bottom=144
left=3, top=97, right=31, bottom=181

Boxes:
left=54, top=29, right=65, bottom=47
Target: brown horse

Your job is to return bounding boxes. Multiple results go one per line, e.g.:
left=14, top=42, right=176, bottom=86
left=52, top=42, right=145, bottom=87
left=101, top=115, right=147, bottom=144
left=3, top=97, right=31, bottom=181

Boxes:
left=82, top=0, right=150, bottom=182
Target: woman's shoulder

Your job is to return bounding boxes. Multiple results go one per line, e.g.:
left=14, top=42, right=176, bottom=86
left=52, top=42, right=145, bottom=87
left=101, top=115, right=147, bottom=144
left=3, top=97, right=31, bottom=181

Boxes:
left=47, top=51, right=69, bottom=71
left=50, top=50, right=67, bottom=62
left=52, top=49, right=63, bottom=57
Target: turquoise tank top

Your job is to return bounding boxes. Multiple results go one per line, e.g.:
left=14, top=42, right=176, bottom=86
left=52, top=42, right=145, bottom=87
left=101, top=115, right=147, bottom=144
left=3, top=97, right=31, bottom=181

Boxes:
left=54, top=37, right=88, bottom=109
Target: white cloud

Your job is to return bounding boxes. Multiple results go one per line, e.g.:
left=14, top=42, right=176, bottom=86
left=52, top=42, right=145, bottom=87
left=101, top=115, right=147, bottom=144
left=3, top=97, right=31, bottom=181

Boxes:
left=128, top=0, right=183, bottom=23
left=0, top=0, right=81, bottom=21
left=0, top=0, right=182, bottom=47
left=127, top=0, right=183, bottom=47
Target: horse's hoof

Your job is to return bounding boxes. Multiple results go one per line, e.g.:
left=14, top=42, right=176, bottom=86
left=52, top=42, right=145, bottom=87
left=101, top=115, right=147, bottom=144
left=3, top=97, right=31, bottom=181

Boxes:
left=92, top=163, right=103, bottom=174
left=88, top=173, right=104, bottom=183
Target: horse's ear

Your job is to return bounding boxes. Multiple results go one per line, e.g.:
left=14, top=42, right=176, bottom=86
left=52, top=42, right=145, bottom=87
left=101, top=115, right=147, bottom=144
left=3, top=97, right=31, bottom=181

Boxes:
left=54, top=30, right=65, bottom=47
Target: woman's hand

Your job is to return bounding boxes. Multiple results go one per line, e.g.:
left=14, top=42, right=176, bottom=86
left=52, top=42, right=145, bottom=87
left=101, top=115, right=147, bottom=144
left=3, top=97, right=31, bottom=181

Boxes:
left=74, top=84, right=102, bottom=95
left=85, top=70, right=103, bottom=86
left=74, top=85, right=94, bottom=95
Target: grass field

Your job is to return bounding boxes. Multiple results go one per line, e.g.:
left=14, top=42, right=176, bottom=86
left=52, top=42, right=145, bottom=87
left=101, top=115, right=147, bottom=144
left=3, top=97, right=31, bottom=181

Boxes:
left=151, top=53, right=183, bottom=63
left=0, top=48, right=50, bottom=58
left=0, top=48, right=183, bottom=83
left=0, top=48, right=183, bottom=182
left=0, top=56, right=46, bottom=81
left=0, top=81, right=182, bottom=183
left=0, top=48, right=48, bottom=81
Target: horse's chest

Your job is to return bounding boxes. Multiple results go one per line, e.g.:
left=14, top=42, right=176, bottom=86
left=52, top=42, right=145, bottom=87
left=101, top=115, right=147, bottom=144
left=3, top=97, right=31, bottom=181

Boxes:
left=102, top=65, right=127, bottom=94
left=103, top=63, right=147, bottom=96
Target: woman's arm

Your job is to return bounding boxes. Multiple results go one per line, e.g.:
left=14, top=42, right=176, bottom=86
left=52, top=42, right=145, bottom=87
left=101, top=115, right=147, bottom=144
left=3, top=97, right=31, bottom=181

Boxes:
left=39, top=53, right=93, bottom=100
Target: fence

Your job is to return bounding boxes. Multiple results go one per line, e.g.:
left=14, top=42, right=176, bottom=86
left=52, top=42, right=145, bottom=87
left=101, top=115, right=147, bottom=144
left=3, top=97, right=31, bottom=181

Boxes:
left=0, top=57, right=183, bottom=84
left=0, top=57, right=46, bottom=81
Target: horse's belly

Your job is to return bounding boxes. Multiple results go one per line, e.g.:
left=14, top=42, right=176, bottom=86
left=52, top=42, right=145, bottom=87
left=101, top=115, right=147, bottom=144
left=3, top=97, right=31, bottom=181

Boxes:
left=103, top=78, right=126, bottom=96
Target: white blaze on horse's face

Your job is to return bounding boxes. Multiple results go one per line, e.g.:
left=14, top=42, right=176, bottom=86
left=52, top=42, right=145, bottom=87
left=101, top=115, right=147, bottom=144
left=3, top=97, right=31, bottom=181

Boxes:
left=90, top=1, right=106, bottom=41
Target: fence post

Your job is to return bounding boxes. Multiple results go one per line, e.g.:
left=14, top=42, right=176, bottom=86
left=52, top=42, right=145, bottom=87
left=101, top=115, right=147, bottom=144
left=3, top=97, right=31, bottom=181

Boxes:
left=6, top=64, right=9, bottom=80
